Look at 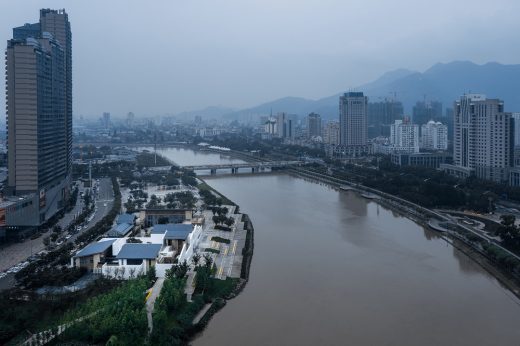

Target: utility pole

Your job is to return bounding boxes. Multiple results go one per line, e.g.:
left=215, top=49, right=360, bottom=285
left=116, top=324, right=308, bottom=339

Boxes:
left=154, top=131, right=157, bottom=166
left=89, top=160, right=92, bottom=191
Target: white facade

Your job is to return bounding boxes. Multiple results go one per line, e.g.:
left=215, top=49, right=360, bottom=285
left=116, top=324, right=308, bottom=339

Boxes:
left=390, top=119, right=419, bottom=153
left=421, top=120, right=448, bottom=150
left=93, top=225, right=202, bottom=279
left=323, top=121, right=340, bottom=145
left=264, top=117, right=277, bottom=135
left=452, top=94, right=512, bottom=182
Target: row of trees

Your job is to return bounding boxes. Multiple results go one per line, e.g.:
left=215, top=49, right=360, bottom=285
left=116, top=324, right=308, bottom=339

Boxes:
left=497, top=215, right=520, bottom=255
left=313, top=158, right=505, bottom=212
left=211, top=206, right=234, bottom=229
left=199, top=188, right=223, bottom=207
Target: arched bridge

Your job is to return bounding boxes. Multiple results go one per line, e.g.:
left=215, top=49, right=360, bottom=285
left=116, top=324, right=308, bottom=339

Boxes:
left=183, top=161, right=303, bottom=175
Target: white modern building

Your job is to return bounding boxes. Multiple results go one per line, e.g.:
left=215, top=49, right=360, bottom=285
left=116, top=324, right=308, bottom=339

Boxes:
left=72, top=223, right=203, bottom=279
left=264, top=117, right=277, bottom=136
left=441, top=94, right=513, bottom=182
left=390, top=119, right=419, bottom=153
left=421, top=120, right=448, bottom=150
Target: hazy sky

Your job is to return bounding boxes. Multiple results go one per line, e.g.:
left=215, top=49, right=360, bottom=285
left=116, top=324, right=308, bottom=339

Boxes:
left=1, top=0, right=520, bottom=118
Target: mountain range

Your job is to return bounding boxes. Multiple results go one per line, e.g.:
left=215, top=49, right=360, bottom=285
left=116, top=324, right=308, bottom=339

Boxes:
left=177, top=61, right=520, bottom=122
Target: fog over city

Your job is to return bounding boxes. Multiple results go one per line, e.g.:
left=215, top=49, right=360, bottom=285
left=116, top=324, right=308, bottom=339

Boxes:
left=1, top=0, right=520, bottom=117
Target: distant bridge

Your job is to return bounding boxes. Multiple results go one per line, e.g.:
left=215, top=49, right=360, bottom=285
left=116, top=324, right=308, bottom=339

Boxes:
left=184, top=161, right=303, bottom=175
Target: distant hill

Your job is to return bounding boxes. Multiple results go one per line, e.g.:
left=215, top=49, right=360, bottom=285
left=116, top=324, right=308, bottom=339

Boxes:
left=216, top=61, right=520, bottom=122
left=362, top=61, right=520, bottom=115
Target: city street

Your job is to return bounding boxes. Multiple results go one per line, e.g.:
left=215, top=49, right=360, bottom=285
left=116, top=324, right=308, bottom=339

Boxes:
left=68, top=177, right=114, bottom=243
left=0, top=182, right=85, bottom=274
left=0, top=177, right=115, bottom=288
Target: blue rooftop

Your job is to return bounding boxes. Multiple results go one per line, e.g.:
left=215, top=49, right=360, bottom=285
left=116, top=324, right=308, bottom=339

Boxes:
left=107, top=223, right=133, bottom=237
left=116, top=243, right=162, bottom=259
left=151, top=223, right=193, bottom=237
left=116, top=213, right=135, bottom=225
left=74, top=239, right=116, bottom=258
left=165, top=228, right=192, bottom=240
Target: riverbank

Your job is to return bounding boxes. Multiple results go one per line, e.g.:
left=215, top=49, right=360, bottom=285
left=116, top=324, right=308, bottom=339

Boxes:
left=187, top=180, right=255, bottom=341
left=288, top=167, right=520, bottom=300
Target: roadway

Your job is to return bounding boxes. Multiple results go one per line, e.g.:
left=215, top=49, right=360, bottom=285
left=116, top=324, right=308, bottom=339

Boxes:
left=0, top=177, right=115, bottom=290
left=68, top=177, right=114, bottom=244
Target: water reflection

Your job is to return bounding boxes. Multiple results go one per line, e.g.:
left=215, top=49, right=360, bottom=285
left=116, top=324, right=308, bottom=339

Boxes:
left=338, top=190, right=368, bottom=217
left=194, top=173, right=520, bottom=346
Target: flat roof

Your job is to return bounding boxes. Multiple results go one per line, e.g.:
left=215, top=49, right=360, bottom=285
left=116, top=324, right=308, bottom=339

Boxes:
left=116, top=243, right=162, bottom=259
left=75, top=239, right=116, bottom=258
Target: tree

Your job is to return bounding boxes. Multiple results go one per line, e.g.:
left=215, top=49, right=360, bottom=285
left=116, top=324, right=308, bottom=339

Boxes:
left=501, top=214, right=516, bottom=227
left=43, top=236, right=50, bottom=247
left=192, top=253, right=201, bottom=266
left=50, top=232, right=59, bottom=242
left=224, top=217, right=234, bottom=228
left=203, top=253, right=213, bottom=270
left=147, top=265, right=156, bottom=281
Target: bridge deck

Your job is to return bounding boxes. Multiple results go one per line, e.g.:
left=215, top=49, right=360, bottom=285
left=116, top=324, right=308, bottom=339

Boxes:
left=184, top=161, right=302, bottom=170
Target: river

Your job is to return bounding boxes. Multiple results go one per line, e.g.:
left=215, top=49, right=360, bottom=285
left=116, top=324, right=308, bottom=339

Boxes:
left=159, top=147, right=520, bottom=346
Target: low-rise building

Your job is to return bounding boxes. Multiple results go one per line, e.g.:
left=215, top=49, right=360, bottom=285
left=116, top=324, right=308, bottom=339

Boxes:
left=72, top=239, right=117, bottom=271
left=139, top=208, right=193, bottom=227
left=73, top=223, right=202, bottom=279
left=391, top=152, right=452, bottom=169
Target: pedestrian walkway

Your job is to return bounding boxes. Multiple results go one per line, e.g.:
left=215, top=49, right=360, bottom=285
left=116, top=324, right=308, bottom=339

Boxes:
left=146, top=277, right=165, bottom=333
left=185, top=270, right=196, bottom=302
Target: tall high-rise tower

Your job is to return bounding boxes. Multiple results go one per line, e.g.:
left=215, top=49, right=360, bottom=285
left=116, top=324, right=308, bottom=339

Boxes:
left=339, top=92, right=368, bottom=147
left=446, top=94, right=513, bottom=182
left=4, top=9, right=72, bottom=228
left=40, top=9, right=72, bottom=174
left=307, top=112, right=322, bottom=138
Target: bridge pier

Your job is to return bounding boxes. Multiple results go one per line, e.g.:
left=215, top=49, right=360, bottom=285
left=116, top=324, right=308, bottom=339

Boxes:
left=210, top=168, right=217, bottom=175
left=231, top=168, right=237, bottom=174
left=251, top=167, right=258, bottom=173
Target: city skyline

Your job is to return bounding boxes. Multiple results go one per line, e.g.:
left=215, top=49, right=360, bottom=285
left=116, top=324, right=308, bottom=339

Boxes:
left=1, top=1, right=520, bottom=118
